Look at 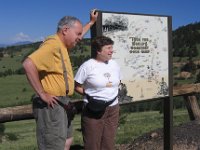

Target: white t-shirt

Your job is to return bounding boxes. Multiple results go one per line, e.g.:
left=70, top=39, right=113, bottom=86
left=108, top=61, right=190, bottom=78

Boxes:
left=74, top=59, right=121, bottom=106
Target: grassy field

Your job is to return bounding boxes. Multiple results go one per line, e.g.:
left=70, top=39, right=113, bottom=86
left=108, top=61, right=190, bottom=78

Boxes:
left=0, top=120, right=37, bottom=150
left=0, top=75, right=34, bottom=108
left=0, top=47, right=33, bottom=72
left=0, top=109, right=190, bottom=150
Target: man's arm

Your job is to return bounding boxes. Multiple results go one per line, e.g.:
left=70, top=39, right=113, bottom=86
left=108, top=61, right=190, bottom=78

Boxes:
left=82, top=9, right=98, bottom=37
left=23, top=58, right=44, bottom=96
left=22, top=58, right=58, bottom=107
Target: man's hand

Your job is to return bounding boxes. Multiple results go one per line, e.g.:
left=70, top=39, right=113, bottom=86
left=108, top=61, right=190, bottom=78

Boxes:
left=90, top=8, right=98, bottom=25
left=40, top=92, right=58, bottom=108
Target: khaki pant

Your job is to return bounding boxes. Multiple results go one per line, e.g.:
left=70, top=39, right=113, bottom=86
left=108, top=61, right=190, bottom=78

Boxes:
left=81, top=104, right=119, bottom=150
left=32, top=96, right=73, bottom=150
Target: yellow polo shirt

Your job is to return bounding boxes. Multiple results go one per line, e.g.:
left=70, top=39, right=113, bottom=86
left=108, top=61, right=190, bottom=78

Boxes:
left=29, top=34, right=74, bottom=96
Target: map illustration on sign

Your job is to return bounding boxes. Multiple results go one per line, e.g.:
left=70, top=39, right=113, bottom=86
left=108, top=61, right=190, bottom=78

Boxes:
left=95, top=12, right=171, bottom=102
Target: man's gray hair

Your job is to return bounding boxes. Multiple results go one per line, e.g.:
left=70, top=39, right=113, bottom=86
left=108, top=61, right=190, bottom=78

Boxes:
left=57, top=16, right=81, bottom=32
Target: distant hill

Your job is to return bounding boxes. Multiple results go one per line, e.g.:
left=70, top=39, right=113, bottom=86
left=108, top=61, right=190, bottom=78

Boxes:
left=0, top=41, right=42, bottom=56
left=0, top=41, right=33, bottom=48
left=0, top=38, right=90, bottom=55
left=11, top=41, right=33, bottom=46
left=0, top=44, right=7, bottom=48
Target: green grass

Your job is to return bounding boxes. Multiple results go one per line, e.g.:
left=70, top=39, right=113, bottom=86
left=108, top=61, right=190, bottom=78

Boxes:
left=0, top=75, right=34, bottom=108
left=0, top=109, right=190, bottom=149
left=176, top=77, right=196, bottom=85
left=0, top=56, right=22, bottom=72
left=0, top=120, right=37, bottom=150
left=116, top=111, right=163, bottom=144
left=173, top=57, right=190, bottom=63
left=0, top=47, right=32, bottom=72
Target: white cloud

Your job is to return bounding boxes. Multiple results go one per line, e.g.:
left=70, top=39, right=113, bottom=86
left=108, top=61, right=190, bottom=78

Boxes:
left=10, top=32, right=45, bottom=43
left=12, top=32, right=32, bottom=42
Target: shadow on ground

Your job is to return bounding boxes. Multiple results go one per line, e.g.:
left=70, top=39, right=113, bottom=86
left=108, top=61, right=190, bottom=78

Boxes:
left=70, top=144, right=84, bottom=150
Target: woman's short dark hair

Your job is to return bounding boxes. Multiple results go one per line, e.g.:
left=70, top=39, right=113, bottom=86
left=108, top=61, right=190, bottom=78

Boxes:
left=91, top=36, right=114, bottom=58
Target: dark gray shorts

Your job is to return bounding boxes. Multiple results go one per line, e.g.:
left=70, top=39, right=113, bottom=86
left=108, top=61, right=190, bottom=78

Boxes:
left=32, top=96, right=73, bottom=150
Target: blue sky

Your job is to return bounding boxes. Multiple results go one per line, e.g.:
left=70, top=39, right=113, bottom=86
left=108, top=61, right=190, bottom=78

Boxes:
left=0, top=0, right=200, bottom=44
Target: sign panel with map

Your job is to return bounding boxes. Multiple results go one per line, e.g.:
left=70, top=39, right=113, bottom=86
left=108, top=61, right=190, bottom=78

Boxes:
left=91, top=11, right=172, bottom=103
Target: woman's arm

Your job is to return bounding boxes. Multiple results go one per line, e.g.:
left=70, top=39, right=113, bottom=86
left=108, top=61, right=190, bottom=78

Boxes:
left=74, top=82, right=85, bottom=95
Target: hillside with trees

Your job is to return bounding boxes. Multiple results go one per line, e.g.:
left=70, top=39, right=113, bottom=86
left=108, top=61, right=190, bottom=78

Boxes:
left=172, top=22, right=200, bottom=87
left=173, top=22, right=200, bottom=58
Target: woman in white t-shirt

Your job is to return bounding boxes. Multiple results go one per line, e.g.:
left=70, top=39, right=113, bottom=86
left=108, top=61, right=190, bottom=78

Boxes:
left=74, top=36, right=121, bottom=150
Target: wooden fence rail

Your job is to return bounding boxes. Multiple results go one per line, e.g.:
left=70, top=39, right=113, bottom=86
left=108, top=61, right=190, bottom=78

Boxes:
left=1, top=83, right=200, bottom=123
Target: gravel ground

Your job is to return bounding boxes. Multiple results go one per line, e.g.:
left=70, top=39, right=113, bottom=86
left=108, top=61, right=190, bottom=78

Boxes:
left=116, top=120, right=200, bottom=150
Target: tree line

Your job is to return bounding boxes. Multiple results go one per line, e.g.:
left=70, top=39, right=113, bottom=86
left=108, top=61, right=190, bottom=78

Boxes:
left=173, top=21, right=200, bottom=58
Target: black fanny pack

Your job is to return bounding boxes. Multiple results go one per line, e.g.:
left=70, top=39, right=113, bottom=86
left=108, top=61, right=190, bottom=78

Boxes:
left=86, top=94, right=117, bottom=113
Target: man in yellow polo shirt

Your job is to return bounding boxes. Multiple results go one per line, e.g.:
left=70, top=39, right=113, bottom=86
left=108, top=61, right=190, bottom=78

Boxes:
left=22, top=10, right=98, bottom=150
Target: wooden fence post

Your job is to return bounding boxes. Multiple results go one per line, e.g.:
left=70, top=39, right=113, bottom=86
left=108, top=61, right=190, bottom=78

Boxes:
left=184, top=95, right=200, bottom=120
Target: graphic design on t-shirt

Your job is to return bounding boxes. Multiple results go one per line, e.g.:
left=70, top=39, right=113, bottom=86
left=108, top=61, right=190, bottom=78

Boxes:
left=104, top=72, right=113, bottom=87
